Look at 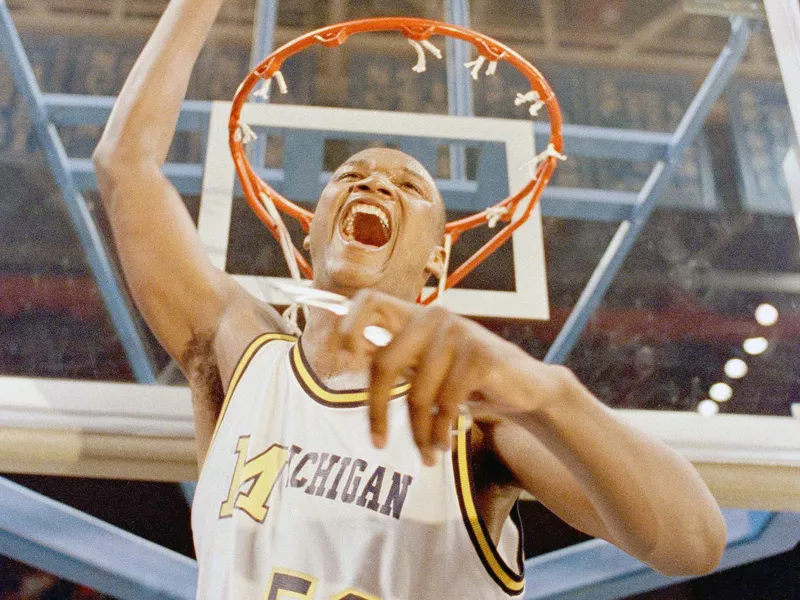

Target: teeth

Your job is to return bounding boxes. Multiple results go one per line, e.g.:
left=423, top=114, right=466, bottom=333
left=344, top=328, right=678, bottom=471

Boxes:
left=353, top=204, right=390, bottom=230
left=342, top=203, right=391, bottom=239
left=344, top=214, right=354, bottom=238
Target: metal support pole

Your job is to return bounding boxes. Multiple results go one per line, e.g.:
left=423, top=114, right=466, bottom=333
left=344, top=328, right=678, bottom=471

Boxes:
left=445, top=0, right=473, bottom=181
left=524, top=510, right=800, bottom=600
left=763, top=0, right=800, bottom=152
left=545, top=17, right=755, bottom=365
left=0, top=477, right=197, bottom=600
left=249, top=0, right=280, bottom=171
left=0, top=1, right=156, bottom=383
left=250, top=0, right=279, bottom=67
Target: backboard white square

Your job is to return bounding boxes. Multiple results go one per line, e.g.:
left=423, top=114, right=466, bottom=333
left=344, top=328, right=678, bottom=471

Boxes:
left=199, top=102, right=549, bottom=320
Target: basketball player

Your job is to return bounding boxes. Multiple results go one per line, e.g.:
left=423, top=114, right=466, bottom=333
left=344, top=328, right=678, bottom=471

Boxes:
left=93, top=0, right=727, bottom=598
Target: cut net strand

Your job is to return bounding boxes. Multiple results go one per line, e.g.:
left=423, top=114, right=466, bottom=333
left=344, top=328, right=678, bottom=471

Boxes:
left=408, top=38, right=443, bottom=73
left=258, top=190, right=307, bottom=335
left=464, top=55, right=498, bottom=79
left=234, top=122, right=258, bottom=145
left=515, top=90, right=546, bottom=117
left=436, top=233, right=453, bottom=304
left=253, top=71, right=289, bottom=101
left=485, top=205, right=509, bottom=229
left=525, top=143, right=568, bottom=178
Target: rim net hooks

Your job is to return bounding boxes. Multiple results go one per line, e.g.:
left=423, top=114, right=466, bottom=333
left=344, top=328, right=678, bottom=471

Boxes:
left=515, top=90, right=546, bottom=117
left=234, top=122, right=258, bottom=145
left=464, top=55, right=498, bottom=80
left=525, top=142, right=568, bottom=177
left=408, top=38, right=442, bottom=73
left=464, top=55, right=486, bottom=80
left=485, top=206, right=509, bottom=228
left=253, top=71, right=289, bottom=101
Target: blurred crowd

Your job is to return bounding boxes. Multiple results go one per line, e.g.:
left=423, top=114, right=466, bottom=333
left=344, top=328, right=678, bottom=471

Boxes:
left=0, top=558, right=109, bottom=600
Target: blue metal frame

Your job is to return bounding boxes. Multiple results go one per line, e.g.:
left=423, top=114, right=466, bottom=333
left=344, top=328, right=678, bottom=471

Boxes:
left=0, top=0, right=156, bottom=384
left=544, top=17, right=755, bottom=364
left=0, top=477, right=197, bottom=599
left=1, top=470, right=796, bottom=600
left=0, top=1, right=783, bottom=598
left=41, top=93, right=674, bottom=161
left=525, top=510, right=800, bottom=600
left=46, top=94, right=664, bottom=219
left=445, top=0, right=473, bottom=181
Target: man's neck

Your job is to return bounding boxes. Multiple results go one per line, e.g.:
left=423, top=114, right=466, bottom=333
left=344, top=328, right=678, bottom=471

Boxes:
left=300, top=307, right=371, bottom=388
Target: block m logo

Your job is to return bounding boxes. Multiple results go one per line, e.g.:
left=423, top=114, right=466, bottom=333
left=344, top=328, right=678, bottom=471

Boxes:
left=219, top=436, right=290, bottom=522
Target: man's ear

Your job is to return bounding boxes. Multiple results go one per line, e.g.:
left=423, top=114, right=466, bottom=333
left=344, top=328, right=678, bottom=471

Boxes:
left=424, top=245, right=448, bottom=281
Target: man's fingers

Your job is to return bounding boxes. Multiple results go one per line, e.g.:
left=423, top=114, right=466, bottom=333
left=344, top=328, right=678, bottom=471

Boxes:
left=367, top=308, right=438, bottom=448
left=430, top=353, right=477, bottom=452
left=367, top=306, right=451, bottom=453
left=407, top=332, right=455, bottom=465
left=367, top=346, right=404, bottom=448
left=337, top=291, right=476, bottom=464
left=338, top=290, right=413, bottom=354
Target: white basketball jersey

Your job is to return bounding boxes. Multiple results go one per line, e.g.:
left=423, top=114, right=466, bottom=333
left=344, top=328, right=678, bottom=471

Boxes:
left=192, top=333, right=525, bottom=600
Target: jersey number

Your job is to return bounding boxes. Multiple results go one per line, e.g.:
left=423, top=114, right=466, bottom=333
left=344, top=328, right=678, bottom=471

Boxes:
left=265, top=568, right=378, bottom=600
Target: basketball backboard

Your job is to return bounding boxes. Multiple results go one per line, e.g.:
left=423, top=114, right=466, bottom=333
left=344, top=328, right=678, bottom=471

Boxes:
left=199, top=101, right=549, bottom=320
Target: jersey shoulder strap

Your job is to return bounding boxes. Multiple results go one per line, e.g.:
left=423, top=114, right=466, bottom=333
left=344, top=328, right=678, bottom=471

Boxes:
left=209, top=332, right=297, bottom=450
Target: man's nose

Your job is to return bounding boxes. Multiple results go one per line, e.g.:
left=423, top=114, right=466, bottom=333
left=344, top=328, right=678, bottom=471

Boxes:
left=355, top=174, right=395, bottom=199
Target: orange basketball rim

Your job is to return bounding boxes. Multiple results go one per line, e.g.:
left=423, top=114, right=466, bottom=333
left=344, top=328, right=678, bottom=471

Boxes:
left=229, top=17, right=564, bottom=304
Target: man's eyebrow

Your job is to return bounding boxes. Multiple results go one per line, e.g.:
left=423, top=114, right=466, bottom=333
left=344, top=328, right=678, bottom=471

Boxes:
left=338, top=160, right=431, bottom=186
left=339, top=159, right=371, bottom=170
left=400, top=166, right=431, bottom=184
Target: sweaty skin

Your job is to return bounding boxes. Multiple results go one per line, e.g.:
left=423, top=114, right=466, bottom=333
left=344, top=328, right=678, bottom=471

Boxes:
left=94, top=0, right=727, bottom=578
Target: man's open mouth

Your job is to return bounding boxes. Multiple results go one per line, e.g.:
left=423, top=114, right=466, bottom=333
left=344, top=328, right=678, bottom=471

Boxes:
left=338, top=200, right=393, bottom=248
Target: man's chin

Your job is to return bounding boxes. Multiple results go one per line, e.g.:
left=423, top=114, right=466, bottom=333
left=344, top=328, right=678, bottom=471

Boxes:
left=322, top=239, right=393, bottom=283
left=323, top=257, right=387, bottom=292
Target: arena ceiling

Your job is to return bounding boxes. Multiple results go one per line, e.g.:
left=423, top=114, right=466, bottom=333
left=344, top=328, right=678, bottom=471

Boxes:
left=6, top=0, right=785, bottom=79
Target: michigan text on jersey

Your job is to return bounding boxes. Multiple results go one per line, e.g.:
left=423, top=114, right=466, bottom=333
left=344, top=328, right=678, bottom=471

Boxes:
left=219, top=435, right=415, bottom=523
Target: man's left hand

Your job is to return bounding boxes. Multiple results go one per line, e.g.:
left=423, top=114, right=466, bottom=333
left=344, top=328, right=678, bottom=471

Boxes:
left=337, top=289, right=563, bottom=465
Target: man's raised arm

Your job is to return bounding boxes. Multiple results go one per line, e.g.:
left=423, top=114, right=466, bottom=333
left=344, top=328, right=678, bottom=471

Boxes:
left=93, top=0, right=278, bottom=369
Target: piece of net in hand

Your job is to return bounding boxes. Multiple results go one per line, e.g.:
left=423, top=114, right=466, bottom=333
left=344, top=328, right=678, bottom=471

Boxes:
left=228, top=17, right=565, bottom=327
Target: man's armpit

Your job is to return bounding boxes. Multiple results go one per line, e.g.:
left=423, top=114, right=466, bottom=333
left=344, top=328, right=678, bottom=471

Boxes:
left=183, top=334, right=225, bottom=442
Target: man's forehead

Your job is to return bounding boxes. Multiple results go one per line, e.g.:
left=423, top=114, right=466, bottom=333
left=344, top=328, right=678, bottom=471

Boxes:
left=342, top=148, right=433, bottom=182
